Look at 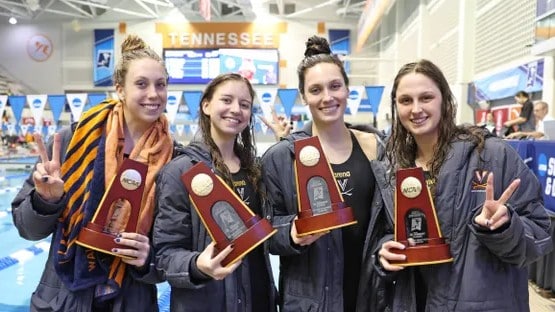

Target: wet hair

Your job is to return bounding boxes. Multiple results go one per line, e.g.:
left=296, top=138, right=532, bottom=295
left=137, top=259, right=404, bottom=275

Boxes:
left=198, top=73, right=262, bottom=194
left=297, top=35, right=349, bottom=96
left=387, top=59, right=486, bottom=183
left=113, top=34, right=168, bottom=86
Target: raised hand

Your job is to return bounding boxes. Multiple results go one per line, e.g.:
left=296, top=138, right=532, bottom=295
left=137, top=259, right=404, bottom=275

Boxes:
left=32, top=133, right=64, bottom=202
left=474, top=173, right=520, bottom=231
left=196, top=242, right=241, bottom=280
left=112, top=232, right=151, bottom=267
left=258, top=108, right=292, bottom=141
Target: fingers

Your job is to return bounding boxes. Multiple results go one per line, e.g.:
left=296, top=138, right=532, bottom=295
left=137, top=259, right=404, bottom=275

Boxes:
left=485, top=173, right=494, bottom=202
left=497, top=178, right=520, bottom=204
left=197, top=242, right=240, bottom=280
left=487, top=205, right=511, bottom=231
left=378, top=241, right=406, bottom=272
left=51, top=133, right=61, bottom=165
left=33, top=133, right=49, bottom=164
left=112, top=232, right=150, bottom=267
left=257, top=114, right=271, bottom=127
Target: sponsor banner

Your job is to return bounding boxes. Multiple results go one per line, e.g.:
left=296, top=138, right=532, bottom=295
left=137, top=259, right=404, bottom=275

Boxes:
left=155, top=22, right=287, bottom=49
left=88, top=93, right=107, bottom=106
left=47, top=95, right=66, bottom=124
left=183, top=91, right=203, bottom=121
left=365, top=86, right=384, bottom=114
left=471, top=59, right=544, bottom=102
left=93, top=29, right=115, bottom=87
left=166, top=91, right=183, bottom=124
left=8, top=95, right=26, bottom=124
left=347, top=86, right=365, bottom=115
left=256, top=88, right=277, bottom=120
left=66, top=93, right=88, bottom=122
left=277, top=88, right=298, bottom=118
left=26, top=94, right=47, bottom=127
left=329, top=29, right=351, bottom=74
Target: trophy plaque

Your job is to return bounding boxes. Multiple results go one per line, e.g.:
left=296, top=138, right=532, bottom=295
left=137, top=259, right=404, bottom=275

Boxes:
left=391, top=167, right=453, bottom=266
left=181, top=162, right=277, bottom=267
left=293, top=136, right=357, bottom=236
left=76, top=158, right=148, bottom=259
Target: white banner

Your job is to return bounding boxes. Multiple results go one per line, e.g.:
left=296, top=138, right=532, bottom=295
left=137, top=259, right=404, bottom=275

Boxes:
left=26, top=94, right=48, bottom=127
left=48, top=124, right=57, bottom=136
left=166, top=91, right=182, bottom=124
left=66, top=93, right=88, bottom=122
left=20, top=124, right=29, bottom=136
left=347, top=86, right=365, bottom=115
left=189, top=124, right=199, bottom=136
left=256, top=88, right=278, bottom=119
left=175, top=124, right=185, bottom=136
left=7, top=123, right=15, bottom=135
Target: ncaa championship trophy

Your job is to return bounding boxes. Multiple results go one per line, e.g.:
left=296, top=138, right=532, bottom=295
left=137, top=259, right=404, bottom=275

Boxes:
left=181, top=162, right=277, bottom=267
left=293, top=136, right=357, bottom=236
left=76, top=158, right=148, bottom=259
left=391, top=167, right=453, bottom=266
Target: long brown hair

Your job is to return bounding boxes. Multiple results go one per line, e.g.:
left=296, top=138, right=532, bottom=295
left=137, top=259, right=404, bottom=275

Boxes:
left=387, top=59, right=486, bottom=182
left=198, top=73, right=262, bottom=194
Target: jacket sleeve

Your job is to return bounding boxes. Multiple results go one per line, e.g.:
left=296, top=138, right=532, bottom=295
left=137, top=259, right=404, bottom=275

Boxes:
left=11, top=128, right=71, bottom=241
left=261, top=142, right=307, bottom=256
left=153, top=159, right=207, bottom=289
left=469, top=141, right=553, bottom=267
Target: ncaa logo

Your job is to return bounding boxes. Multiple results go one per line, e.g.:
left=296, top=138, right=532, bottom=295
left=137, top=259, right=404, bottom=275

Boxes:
left=72, top=98, right=82, bottom=108
left=262, top=92, right=271, bottom=103
left=538, top=153, right=547, bottom=177
left=349, top=90, right=359, bottom=101
left=168, top=95, right=177, bottom=106
left=32, top=99, right=42, bottom=109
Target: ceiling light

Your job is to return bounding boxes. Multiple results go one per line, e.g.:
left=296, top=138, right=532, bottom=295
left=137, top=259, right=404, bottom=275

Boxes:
left=8, top=17, right=17, bottom=25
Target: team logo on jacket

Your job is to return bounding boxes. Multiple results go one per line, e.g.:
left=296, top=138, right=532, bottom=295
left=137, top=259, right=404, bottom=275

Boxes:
left=471, top=170, right=489, bottom=192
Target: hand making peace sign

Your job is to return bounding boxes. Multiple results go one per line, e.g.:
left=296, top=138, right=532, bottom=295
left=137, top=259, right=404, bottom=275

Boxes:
left=32, top=133, right=64, bottom=202
left=474, top=172, right=520, bottom=231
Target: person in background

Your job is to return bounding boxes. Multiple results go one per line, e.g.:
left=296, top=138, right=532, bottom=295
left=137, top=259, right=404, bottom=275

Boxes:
left=153, top=73, right=278, bottom=312
left=504, top=90, right=535, bottom=133
left=11, top=34, right=176, bottom=311
left=377, top=59, right=552, bottom=311
left=261, top=35, right=394, bottom=311
left=506, top=100, right=553, bottom=139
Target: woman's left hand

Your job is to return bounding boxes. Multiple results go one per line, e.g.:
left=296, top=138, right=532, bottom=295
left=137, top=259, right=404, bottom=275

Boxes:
left=474, top=173, right=520, bottom=231
left=112, top=232, right=151, bottom=267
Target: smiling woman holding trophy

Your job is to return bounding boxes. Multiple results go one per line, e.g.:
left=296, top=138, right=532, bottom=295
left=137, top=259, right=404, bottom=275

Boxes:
left=378, top=59, right=552, bottom=311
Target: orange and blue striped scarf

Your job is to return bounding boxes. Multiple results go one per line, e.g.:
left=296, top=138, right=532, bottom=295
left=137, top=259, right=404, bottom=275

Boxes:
left=53, top=99, right=173, bottom=301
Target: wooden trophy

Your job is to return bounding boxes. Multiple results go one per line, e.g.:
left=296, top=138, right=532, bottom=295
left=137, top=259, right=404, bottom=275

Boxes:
left=293, top=136, right=357, bottom=236
left=391, top=167, right=453, bottom=266
left=181, top=162, right=277, bottom=267
left=76, top=158, right=148, bottom=259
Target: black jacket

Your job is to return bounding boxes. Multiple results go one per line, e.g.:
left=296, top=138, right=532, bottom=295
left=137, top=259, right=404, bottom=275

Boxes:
left=153, top=139, right=278, bottom=312
left=261, top=122, right=394, bottom=312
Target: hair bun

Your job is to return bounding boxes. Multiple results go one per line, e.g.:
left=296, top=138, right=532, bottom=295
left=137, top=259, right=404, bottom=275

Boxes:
left=121, top=34, right=148, bottom=54
left=304, top=35, right=332, bottom=58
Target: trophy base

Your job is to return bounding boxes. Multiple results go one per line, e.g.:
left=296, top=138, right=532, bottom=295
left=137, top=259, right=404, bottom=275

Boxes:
left=217, top=217, right=277, bottom=267
left=390, top=238, right=453, bottom=266
left=295, top=207, right=357, bottom=236
left=75, top=223, right=135, bottom=260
